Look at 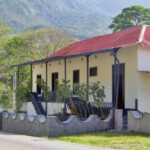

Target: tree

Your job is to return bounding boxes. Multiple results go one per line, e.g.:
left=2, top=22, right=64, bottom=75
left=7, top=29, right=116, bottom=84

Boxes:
left=2, top=27, right=78, bottom=87
left=55, top=80, right=73, bottom=115
left=0, top=81, right=12, bottom=109
left=2, top=27, right=78, bottom=81
left=0, top=20, right=13, bottom=49
left=109, top=5, right=150, bottom=32
left=0, top=20, right=13, bottom=38
left=89, top=82, right=105, bottom=118
left=0, top=20, right=13, bottom=80
left=0, top=27, right=77, bottom=110
left=5, top=28, right=78, bottom=62
left=0, top=20, right=13, bottom=109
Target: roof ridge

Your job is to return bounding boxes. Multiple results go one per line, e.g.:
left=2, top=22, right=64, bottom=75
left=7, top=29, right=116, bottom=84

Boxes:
left=138, top=25, right=147, bottom=43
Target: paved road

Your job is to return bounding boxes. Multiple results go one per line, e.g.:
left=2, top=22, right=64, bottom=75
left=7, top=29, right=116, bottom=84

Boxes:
left=0, top=132, right=117, bottom=150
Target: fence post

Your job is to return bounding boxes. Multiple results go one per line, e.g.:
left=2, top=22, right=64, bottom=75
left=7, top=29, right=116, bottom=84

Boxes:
left=135, top=99, right=138, bottom=110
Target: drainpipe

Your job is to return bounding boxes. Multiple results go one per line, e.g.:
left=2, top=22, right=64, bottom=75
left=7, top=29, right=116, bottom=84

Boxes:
left=45, top=62, right=48, bottom=116
left=112, top=48, right=120, bottom=129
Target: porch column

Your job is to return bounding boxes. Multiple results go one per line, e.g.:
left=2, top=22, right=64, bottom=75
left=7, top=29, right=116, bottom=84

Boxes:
left=64, top=58, right=67, bottom=81
left=13, top=72, right=16, bottom=111
left=112, top=48, right=120, bottom=108
left=17, top=67, right=20, bottom=87
left=86, top=55, right=89, bottom=100
left=64, top=58, right=67, bottom=114
left=30, top=64, right=33, bottom=92
left=46, top=62, right=48, bottom=87
left=112, top=48, right=120, bottom=129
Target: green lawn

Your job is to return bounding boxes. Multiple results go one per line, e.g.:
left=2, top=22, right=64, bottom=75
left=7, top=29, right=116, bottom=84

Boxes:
left=55, top=131, right=150, bottom=150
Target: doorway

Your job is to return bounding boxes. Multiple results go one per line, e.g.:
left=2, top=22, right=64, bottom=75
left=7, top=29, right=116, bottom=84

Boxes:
left=73, top=70, right=80, bottom=94
left=52, top=72, right=58, bottom=91
left=112, top=63, right=125, bottom=109
left=37, top=75, right=41, bottom=94
left=73, top=70, right=80, bottom=84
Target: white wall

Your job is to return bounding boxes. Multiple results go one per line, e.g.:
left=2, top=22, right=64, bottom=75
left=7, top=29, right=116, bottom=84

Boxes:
left=137, top=72, right=150, bottom=113
left=27, top=102, right=71, bottom=115
left=27, top=102, right=37, bottom=115
left=138, top=45, right=150, bottom=72
left=136, top=45, right=150, bottom=113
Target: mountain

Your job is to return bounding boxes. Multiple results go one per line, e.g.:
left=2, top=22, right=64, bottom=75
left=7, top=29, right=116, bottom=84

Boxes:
left=0, top=0, right=149, bottom=39
left=99, top=0, right=150, bottom=15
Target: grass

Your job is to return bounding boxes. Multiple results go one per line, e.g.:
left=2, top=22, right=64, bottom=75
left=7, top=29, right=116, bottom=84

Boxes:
left=53, top=131, right=150, bottom=150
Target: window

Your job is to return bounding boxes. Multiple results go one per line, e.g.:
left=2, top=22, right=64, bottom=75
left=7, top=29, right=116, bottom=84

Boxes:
left=90, top=67, right=97, bottom=77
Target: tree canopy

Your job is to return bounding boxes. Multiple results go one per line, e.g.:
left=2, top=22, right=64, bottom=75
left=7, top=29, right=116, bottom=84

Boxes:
left=109, top=5, right=150, bottom=32
left=1, top=27, right=78, bottom=86
left=0, top=20, right=13, bottom=49
left=0, top=20, right=13, bottom=109
left=0, top=22, right=78, bottom=109
left=5, top=28, right=78, bottom=62
left=0, top=20, right=13, bottom=38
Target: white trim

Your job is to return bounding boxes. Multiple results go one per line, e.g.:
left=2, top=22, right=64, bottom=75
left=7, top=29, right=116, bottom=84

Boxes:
left=138, top=25, right=147, bottom=43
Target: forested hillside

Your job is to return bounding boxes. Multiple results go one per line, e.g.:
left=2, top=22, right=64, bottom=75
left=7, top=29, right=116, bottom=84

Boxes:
left=0, top=0, right=111, bottom=38
left=0, top=0, right=149, bottom=38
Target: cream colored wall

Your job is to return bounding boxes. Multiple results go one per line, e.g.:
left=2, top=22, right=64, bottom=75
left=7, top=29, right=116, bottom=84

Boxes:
left=48, top=59, right=65, bottom=90
left=89, top=53, right=113, bottom=103
left=138, top=45, right=150, bottom=72
left=33, top=60, right=65, bottom=92
left=118, top=45, right=138, bottom=109
left=66, top=56, right=87, bottom=88
left=88, top=45, right=138, bottom=108
left=137, top=72, right=150, bottom=113
left=31, top=45, right=139, bottom=109
left=32, top=63, right=46, bottom=92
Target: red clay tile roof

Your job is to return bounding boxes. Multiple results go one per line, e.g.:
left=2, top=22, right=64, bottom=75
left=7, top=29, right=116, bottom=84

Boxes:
left=46, top=25, right=150, bottom=59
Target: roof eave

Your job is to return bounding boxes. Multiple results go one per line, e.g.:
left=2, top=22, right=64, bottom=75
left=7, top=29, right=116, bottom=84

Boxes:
left=11, top=48, right=118, bottom=68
